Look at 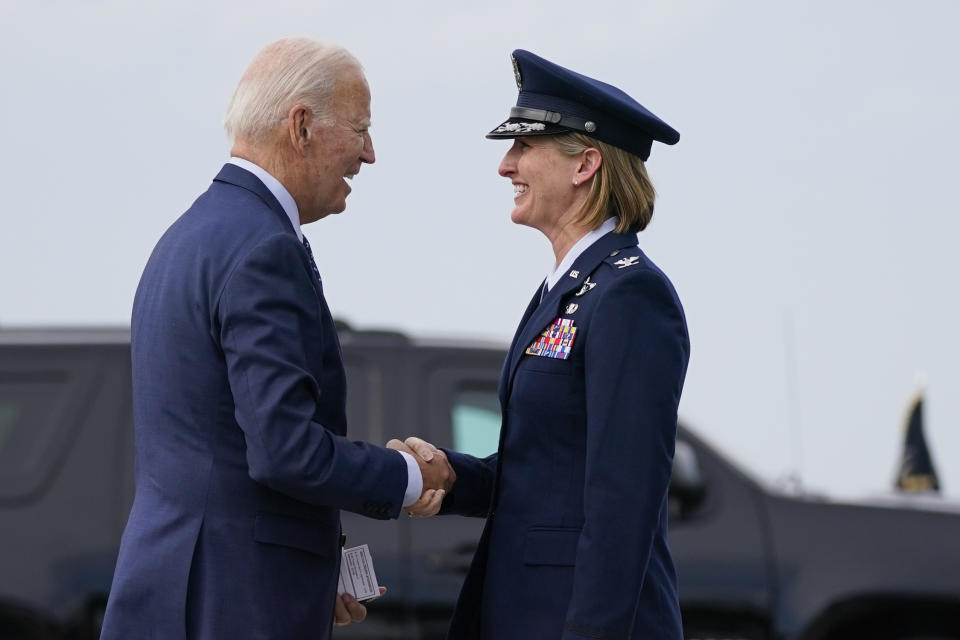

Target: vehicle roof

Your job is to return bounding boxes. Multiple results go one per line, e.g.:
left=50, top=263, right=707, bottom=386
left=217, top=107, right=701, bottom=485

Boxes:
left=843, top=492, right=960, bottom=514
left=0, top=327, right=131, bottom=345
left=0, top=326, right=507, bottom=352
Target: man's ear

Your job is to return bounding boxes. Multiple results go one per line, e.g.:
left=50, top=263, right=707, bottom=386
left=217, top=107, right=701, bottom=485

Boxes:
left=288, top=105, right=312, bottom=154
left=574, top=147, right=602, bottom=185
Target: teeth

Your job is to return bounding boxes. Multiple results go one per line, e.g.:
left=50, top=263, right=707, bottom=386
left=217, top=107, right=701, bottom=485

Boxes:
left=513, top=184, right=528, bottom=195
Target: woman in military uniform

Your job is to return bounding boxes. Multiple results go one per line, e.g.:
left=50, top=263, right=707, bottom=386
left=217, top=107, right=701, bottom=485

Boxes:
left=394, top=49, right=689, bottom=640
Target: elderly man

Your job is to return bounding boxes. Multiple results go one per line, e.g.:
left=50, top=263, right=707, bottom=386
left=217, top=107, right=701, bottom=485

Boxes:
left=99, top=37, right=453, bottom=640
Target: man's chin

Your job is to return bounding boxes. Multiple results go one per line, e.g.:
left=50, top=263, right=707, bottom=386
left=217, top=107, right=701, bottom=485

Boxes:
left=306, top=201, right=347, bottom=223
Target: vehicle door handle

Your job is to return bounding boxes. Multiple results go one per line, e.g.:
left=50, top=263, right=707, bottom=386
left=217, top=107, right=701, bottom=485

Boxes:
left=425, top=543, right=477, bottom=574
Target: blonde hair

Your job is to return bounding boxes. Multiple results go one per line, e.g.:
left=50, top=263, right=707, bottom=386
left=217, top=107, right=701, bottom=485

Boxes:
left=224, top=37, right=361, bottom=143
left=553, top=132, right=656, bottom=233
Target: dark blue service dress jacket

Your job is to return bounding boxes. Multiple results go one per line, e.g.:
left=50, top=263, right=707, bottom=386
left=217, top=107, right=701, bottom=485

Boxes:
left=99, top=164, right=407, bottom=640
left=442, top=231, right=690, bottom=640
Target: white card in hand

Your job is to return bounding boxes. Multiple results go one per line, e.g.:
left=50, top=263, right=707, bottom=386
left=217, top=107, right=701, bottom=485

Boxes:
left=338, top=544, right=381, bottom=602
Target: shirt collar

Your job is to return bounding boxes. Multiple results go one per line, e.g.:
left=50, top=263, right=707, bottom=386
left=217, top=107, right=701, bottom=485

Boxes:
left=545, top=217, right=619, bottom=291
left=228, top=156, right=302, bottom=241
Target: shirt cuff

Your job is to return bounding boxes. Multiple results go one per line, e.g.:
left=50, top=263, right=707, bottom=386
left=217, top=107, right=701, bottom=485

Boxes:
left=398, top=451, right=423, bottom=507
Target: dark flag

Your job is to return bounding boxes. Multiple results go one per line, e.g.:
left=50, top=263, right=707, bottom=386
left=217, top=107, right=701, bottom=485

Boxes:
left=895, top=394, right=941, bottom=493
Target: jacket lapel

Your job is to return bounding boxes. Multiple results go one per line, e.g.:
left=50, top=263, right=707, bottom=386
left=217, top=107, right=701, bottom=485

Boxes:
left=212, top=164, right=323, bottom=297
left=502, top=232, right=639, bottom=400
left=498, top=284, right=544, bottom=405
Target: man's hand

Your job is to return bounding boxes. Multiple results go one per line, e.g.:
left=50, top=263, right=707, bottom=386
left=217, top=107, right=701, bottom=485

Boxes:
left=387, top=436, right=455, bottom=516
left=333, top=588, right=386, bottom=627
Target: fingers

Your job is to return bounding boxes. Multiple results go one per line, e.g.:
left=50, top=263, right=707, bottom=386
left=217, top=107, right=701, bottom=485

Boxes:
left=424, top=488, right=445, bottom=514
left=406, top=489, right=437, bottom=516
left=403, top=436, right=436, bottom=462
left=333, top=593, right=367, bottom=627
left=386, top=439, right=413, bottom=454
left=333, top=594, right=351, bottom=626
left=387, top=436, right=439, bottom=463
left=405, top=488, right=445, bottom=517
left=343, top=593, right=368, bottom=623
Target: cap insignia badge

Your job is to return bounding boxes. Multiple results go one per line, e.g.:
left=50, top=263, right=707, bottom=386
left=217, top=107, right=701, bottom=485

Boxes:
left=493, top=122, right=546, bottom=134
left=525, top=317, right=576, bottom=360
left=614, top=256, right=639, bottom=269
left=512, top=54, right=522, bottom=91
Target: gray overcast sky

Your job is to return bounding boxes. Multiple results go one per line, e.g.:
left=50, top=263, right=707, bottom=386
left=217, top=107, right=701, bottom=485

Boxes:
left=2, top=0, right=958, bottom=499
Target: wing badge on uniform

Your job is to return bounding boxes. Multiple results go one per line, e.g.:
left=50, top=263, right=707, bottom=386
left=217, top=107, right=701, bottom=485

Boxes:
left=575, top=277, right=597, bottom=297
left=525, top=317, right=577, bottom=360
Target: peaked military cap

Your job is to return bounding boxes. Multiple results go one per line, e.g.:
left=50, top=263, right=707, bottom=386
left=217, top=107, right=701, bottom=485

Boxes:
left=486, top=49, right=679, bottom=161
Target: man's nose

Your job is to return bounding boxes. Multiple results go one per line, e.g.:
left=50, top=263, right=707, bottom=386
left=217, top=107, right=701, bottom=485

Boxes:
left=361, top=132, right=375, bottom=164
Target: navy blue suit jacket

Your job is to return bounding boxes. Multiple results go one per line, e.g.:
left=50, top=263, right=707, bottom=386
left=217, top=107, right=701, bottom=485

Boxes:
left=442, top=231, right=690, bottom=640
left=100, top=164, right=407, bottom=640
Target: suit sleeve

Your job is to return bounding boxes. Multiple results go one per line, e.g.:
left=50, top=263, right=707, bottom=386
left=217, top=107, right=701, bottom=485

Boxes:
left=217, top=233, right=407, bottom=518
left=564, top=268, right=690, bottom=638
left=437, top=450, right=497, bottom=518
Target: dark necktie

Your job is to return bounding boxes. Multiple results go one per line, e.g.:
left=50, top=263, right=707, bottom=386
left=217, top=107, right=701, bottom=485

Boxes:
left=301, top=236, right=322, bottom=285
left=301, top=233, right=342, bottom=355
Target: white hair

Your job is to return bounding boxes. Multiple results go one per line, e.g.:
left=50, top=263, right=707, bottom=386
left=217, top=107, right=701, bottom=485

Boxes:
left=224, top=37, right=362, bottom=142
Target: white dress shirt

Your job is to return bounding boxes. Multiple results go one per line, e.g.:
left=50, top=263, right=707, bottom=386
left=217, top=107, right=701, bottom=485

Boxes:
left=229, top=157, right=303, bottom=241
left=544, top=217, right=620, bottom=293
left=227, top=157, right=423, bottom=507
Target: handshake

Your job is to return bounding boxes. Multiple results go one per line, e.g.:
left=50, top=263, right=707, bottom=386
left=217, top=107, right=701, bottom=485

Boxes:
left=387, top=437, right=453, bottom=517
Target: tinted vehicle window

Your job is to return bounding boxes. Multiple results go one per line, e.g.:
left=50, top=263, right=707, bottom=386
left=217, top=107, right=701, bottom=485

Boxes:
left=0, top=372, right=70, bottom=480
left=0, top=350, right=101, bottom=501
left=451, top=388, right=500, bottom=458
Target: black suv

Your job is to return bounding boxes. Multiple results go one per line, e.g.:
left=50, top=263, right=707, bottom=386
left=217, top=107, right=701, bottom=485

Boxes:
left=1, top=328, right=959, bottom=640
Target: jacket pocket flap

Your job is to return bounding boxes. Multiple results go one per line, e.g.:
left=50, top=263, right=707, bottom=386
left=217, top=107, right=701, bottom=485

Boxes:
left=523, top=527, right=581, bottom=566
left=521, top=354, right=576, bottom=376
left=253, top=512, right=331, bottom=556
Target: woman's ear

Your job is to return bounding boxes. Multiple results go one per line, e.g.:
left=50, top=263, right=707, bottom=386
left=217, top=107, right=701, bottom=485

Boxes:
left=574, top=147, right=602, bottom=185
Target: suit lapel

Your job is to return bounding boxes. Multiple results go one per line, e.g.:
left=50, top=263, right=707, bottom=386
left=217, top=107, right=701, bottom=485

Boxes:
left=212, top=164, right=323, bottom=297
left=502, top=232, right=639, bottom=400
left=498, top=284, right=544, bottom=405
